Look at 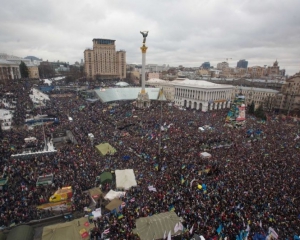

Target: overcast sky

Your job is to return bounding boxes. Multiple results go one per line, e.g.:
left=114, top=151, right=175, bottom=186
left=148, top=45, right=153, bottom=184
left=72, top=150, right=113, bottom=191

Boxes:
left=1, top=0, right=300, bottom=75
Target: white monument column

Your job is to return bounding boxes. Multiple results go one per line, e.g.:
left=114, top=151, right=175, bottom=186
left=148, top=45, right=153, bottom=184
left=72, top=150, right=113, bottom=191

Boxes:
left=141, top=45, right=147, bottom=93
left=136, top=31, right=150, bottom=108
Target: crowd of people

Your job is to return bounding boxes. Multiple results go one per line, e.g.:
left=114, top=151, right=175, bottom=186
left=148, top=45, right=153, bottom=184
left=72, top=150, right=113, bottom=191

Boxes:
left=0, top=78, right=300, bottom=239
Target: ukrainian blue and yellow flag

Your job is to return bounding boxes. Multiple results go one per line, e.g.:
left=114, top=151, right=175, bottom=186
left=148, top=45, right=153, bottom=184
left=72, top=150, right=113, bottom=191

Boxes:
left=154, top=163, right=158, bottom=171
left=180, top=175, right=185, bottom=184
left=168, top=204, right=175, bottom=212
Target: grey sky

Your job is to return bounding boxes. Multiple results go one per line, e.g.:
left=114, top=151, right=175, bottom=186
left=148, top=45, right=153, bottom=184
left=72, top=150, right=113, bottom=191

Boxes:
left=1, top=0, right=299, bottom=75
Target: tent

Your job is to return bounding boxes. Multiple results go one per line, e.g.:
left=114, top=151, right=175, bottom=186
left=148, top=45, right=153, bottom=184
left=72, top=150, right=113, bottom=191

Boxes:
left=104, top=190, right=126, bottom=201
left=88, top=187, right=102, bottom=200
left=200, top=152, right=211, bottom=159
left=105, top=199, right=122, bottom=212
left=99, top=172, right=113, bottom=184
left=132, top=212, right=181, bottom=240
left=42, top=217, right=94, bottom=240
left=95, top=143, right=116, bottom=156
left=7, top=225, right=34, bottom=240
left=115, top=169, right=137, bottom=190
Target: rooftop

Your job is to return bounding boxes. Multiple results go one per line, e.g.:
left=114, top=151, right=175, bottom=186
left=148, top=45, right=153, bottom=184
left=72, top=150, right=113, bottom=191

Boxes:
left=172, top=79, right=233, bottom=89
left=94, top=87, right=165, bottom=103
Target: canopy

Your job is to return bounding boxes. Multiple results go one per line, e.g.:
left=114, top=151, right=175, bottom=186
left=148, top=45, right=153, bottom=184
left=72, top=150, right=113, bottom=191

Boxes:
left=132, top=212, right=181, bottom=240
left=105, top=199, right=122, bottom=211
left=200, top=152, right=211, bottom=158
left=104, top=190, right=126, bottom=201
left=95, top=143, right=116, bottom=156
left=88, top=187, right=102, bottom=200
left=42, top=217, right=94, bottom=240
left=115, top=169, right=137, bottom=190
left=7, top=225, right=34, bottom=240
left=99, top=172, right=113, bottom=184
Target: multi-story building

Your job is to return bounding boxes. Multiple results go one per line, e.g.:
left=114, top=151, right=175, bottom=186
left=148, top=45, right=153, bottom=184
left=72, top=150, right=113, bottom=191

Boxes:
left=217, top=62, right=229, bottom=70
left=201, top=62, right=210, bottom=69
left=267, top=60, right=280, bottom=76
left=275, top=73, right=300, bottom=113
left=237, top=59, right=248, bottom=69
left=0, top=59, right=21, bottom=80
left=27, top=65, right=39, bottom=79
left=247, top=66, right=266, bottom=78
left=147, top=72, right=160, bottom=80
left=146, top=78, right=233, bottom=111
left=84, top=39, right=126, bottom=80
left=232, top=86, right=279, bottom=109
left=0, top=53, right=40, bottom=78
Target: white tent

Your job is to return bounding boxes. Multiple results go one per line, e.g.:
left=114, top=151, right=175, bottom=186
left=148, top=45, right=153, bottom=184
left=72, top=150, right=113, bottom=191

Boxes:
left=115, top=169, right=137, bottom=190
left=104, top=190, right=126, bottom=201
left=200, top=152, right=211, bottom=159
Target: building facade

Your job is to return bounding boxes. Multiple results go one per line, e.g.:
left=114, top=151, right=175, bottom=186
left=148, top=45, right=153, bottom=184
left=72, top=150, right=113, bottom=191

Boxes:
left=275, top=73, right=300, bottom=113
left=146, top=78, right=175, bottom=102
left=232, top=86, right=279, bottom=110
left=147, top=72, right=160, bottom=80
left=237, top=59, right=248, bottom=69
left=27, top=65, right=40, bottom=79
left=84, top=39, right=126, bottom=80
left=174, top=80, right=233, bottom=112
left=217, top=62, right=229, bottom=70
left=0, top=59, right=21, bottom=80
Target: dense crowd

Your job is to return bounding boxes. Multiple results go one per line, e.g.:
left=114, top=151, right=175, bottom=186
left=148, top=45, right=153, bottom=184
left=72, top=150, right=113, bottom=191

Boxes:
left=0, top=79, right=300, bottom=239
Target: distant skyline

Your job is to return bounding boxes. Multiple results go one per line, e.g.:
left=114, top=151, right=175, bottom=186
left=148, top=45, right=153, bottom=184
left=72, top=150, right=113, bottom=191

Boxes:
left=1, top=0, right=300, bottom=75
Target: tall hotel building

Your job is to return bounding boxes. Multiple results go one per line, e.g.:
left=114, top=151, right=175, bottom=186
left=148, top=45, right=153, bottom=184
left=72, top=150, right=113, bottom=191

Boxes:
left=84, top=39, right=126, bottom=80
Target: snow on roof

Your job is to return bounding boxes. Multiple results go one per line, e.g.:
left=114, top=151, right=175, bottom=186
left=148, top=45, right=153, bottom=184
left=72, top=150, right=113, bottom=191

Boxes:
left=147, top=78, right=167, bottom=84
left=115, top=81, right=129, bottom=87
left=29, top=88, right=50, bottom=105
left=173, top=79, right=233, bottom=89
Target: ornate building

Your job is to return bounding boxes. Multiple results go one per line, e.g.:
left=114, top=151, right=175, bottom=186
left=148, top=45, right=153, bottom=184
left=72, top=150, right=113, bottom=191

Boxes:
left=275, top=73, right=300, bottom=113
left=84, top=39, right=126, bottom=80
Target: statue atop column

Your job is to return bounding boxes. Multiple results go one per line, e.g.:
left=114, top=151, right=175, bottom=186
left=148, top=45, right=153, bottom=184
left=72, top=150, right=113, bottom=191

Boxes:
left=140, top=31, right=149, bottom=44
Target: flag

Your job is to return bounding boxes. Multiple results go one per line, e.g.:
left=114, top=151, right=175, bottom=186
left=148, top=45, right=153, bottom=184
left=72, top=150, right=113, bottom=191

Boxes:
left=259, top=220, right=262, bottom=228
left=216, top=224, right=223, bottom=234
left=294, top=235, right=300, bottom=240
left=167, top=231, right=171, bottom=240
left=111, top=208, right=117, bottom=216
left=268, top=227, right=278, bottom=239
left=148, top=186, right=157, bottom=192
left=154, top=163, right=159, bottom=171
left=189, top=224, right=194, bottom=234
left=118, top=213, right=124, bottom=219
left=181, top=175, right=185, bottom=184
left=168, top=204, right=175, bottom=212
left=174, top=222, right=183, bottom=233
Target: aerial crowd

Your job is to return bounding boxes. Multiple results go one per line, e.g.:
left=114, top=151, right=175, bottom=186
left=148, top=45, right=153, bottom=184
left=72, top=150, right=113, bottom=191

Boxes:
left=0, top=79, right=299, bottom=240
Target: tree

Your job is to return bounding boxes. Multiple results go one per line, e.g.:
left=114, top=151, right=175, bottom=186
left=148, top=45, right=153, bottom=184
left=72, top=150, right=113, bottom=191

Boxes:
left=254, top=104, right=266, bottom=120
left=248, top=101, right=255, bottom=114
left=19, top=61, right=29, bottom=78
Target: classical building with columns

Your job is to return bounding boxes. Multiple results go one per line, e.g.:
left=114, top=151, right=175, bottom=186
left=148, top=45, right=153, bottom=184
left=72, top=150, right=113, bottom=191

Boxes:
left=173, top=79, right=233, bottom=111
left=0, top=59, right=21, bottom=80
left=146, top=78, right=233, bottom=111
